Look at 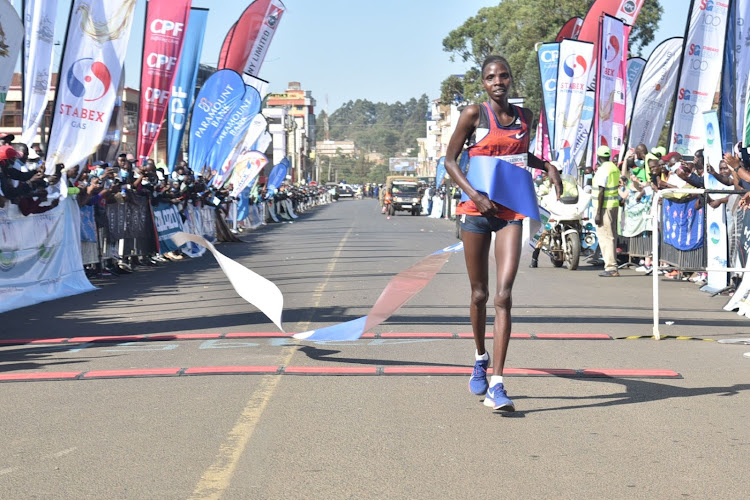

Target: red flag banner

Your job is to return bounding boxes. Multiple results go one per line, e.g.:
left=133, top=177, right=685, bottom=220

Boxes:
left=577, top=0, right=645, bottom=77
left=556, top=17, right=583, bottom=42
left=137, top=0, right=192, bottom=163
left=217, top=0, right=285, bottom=76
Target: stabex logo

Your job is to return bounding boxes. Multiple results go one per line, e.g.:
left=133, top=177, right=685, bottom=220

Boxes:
left=66, top=58, right=112, bottom=102
left=605, top=36, right=620, bottom=62
left=563, top=54, right=587, bottom=78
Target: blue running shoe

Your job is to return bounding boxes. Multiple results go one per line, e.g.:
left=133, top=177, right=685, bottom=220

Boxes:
left=484, top=383, right=515, bottom=411
left=469, top=356, right=490, bottom=395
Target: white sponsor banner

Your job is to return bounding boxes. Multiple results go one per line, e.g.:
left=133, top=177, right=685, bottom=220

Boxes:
left=702, top=110, right=730, bottom=292
left=554, top=39, right=594, bottom=172
left=21, top=0, right=58, bottom=145
left=669, top=0, right=729, bottom=156
left=0, top=198, right=95, bottom=313
left=0, top=0, right=23, bottom=119
left=45, top=0, right=137, bottom=174
left=625, top=57, right=647, bottom=130
left=253, top=130, right=272, bottom=153
left=628, top=38, right=683, bottom=150
left=571, top=90, right=596, bottom=168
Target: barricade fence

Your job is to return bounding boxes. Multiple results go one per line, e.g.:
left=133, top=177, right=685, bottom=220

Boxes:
left=649, top=188, right=750, bottom=339
left=0, top=189, right=334, bottom=313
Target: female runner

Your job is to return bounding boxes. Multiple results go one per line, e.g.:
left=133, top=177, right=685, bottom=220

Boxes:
left=445, top=55, right=562, bottom=411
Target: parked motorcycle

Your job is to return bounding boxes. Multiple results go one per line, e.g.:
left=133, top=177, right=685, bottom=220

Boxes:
left=531, top=176, right=593, bottom=270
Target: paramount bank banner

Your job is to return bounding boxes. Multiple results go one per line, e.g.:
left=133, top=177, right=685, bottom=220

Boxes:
left=188, top=69, right=246, bottom=175
left=46, top=0, right=137, bottom=173
left=152, top=201, right=185, bottom=253
left=0, top=0, right=23, bottom=119
left=136, top=0, right=191, bottom=164
left=538, top=43, right=559, bottom=149
left=554, top=39, right=594, bottom=173
left=21, top=0, right=58, bottom=145
left=204, top=84, right=262, bottom=175
left=628, top=37, right=683, bottom=150
left=593, top=15, right=627, bottom=160
left=0, top=199, right=95, bottom=314
left=211, top=113, right=268, bottom=189
left=669, top=0, right=730, bottom=156
left=217, top=0, right=285, bottom=77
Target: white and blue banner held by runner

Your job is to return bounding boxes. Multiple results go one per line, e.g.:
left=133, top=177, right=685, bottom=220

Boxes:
left=460, top=155, right=540, bottom=220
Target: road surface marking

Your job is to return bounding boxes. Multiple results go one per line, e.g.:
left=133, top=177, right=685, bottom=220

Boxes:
left=188, top=227, right=354, bottom=500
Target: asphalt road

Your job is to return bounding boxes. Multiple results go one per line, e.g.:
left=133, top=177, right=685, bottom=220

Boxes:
left=1, top=198, right=749, bottom=499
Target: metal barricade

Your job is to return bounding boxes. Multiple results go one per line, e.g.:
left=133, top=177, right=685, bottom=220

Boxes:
left=650, top=188, right=748, bottom=339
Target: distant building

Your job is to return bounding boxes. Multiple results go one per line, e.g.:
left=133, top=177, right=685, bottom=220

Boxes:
left=263, top=82, right=316, bottom=182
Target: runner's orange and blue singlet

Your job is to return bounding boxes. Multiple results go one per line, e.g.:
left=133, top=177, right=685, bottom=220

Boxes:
left=456, top=102, right=530, bottom=220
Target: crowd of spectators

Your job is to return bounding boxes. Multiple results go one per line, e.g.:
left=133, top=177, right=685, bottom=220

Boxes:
left=609, top=141, right=750, bottom=286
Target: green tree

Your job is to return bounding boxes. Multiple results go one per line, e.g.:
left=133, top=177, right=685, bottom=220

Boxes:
left=440, top=0, right=663, bottom=121
left=319, top=95, right=429, bottom=159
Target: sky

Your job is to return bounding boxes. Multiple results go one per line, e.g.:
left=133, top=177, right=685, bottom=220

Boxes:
left=22, top=0, right=687, bottom=113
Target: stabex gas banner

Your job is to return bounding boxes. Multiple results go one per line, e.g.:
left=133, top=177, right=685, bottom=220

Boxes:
left=46, top=0, right=137, bottom=174
left=593, top=14, right=627, bottom=161
left=554, top=39, right=594, bottom=174
left=136, top=0, right=191, bottom=164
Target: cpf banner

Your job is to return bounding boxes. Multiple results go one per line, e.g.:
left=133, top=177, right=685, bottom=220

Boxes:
left=167, top=7, right=208, bottom=171
left=137, top=0, right=191, bottom=164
